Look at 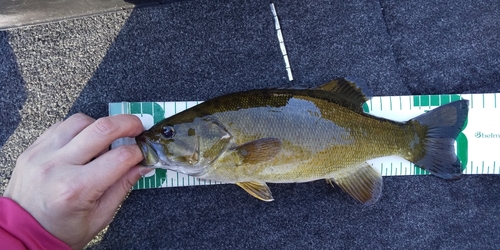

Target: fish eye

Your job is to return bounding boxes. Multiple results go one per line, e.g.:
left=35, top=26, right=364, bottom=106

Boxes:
left=161, top=126, right=175, bottom=139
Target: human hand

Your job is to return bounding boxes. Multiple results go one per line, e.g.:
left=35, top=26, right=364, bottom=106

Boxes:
left=3, top=113, right=152, bottom=250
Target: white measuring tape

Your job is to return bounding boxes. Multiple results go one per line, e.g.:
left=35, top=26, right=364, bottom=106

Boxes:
left=270, top=3, right=293, bottom=81
left=110, top=93, right=499, bottom=190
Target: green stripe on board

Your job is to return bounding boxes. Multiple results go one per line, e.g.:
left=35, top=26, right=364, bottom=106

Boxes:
left=430, top=95, right=440, bottom=106
left=421, top=95, right=430, bottom=106
left=131, top=102, right=141, bottom=114
left=456, top=133, right=468, bottom=171
left=440, top=95, right=451, bottom=105
left=135, top=169, right=166, bottom=190
left=451, top=94, right=461, bottom=101
left=414, top=94, right=462, bottom=108
left=108, top=103, right=122, bottom=115
left=414, top=165, right=431, bottom=175
left=413, top=96, right=419, bottom=106
left=362, top=103, right=370, bottom=113
left=130, top=102, right=166, bottom=125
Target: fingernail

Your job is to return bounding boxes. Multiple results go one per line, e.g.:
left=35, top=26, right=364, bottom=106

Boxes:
left=139, top=167, right=155, bottom=176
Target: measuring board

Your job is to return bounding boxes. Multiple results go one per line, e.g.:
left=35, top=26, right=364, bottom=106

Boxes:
left=110, top=93, right=500, bottom=190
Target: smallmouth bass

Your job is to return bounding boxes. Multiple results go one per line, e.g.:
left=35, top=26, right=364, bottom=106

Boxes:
left=136, top=78, right=469, bottom=204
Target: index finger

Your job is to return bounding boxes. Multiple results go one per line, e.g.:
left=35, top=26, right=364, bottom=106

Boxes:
left=59, top=115, right=144, bottom=164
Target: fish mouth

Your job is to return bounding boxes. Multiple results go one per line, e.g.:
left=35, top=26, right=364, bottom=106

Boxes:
left=135, top=134, right=207, bottom=176
left=135, top=134, right=159, bottom=166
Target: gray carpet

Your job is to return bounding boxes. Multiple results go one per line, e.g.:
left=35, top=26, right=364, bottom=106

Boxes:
left=1, top=0, right=499, bottom=249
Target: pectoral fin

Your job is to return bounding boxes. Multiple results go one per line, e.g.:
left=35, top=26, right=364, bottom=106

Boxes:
left=330, top=162, right=383, bottom=205
left=236, top=181, right=274, bottom=202
left=234, top=138, right=282, bottom=164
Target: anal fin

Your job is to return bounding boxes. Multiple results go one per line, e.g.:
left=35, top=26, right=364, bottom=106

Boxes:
left=236, top=181, right=274, bottom=202
left=330, top=162, right=383, bottom=205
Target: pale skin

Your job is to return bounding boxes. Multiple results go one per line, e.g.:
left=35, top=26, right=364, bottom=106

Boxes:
left=3, top=113, right=152, bottom=250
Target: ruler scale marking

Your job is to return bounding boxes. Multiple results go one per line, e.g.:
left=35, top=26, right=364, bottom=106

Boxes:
left=111, top=93, right=499, bottom=189
left=270, top=3, right=293, bottom=81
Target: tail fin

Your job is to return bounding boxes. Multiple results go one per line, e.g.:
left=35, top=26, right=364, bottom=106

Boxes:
left=406, top=100, right=469, bottom=179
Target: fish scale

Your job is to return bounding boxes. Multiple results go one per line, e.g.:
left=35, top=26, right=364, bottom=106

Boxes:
left=206, top=99, right=414, bottom=183
left=132, top=78, right=468, bottom=204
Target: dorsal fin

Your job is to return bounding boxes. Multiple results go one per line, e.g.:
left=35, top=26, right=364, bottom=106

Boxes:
left=315, top=77, right=371, bottom=112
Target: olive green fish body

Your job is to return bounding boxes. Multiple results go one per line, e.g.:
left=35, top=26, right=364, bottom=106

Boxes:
left=136, top=78, right=469, bottom=204
left=201, top=98, right=416, bottom=184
